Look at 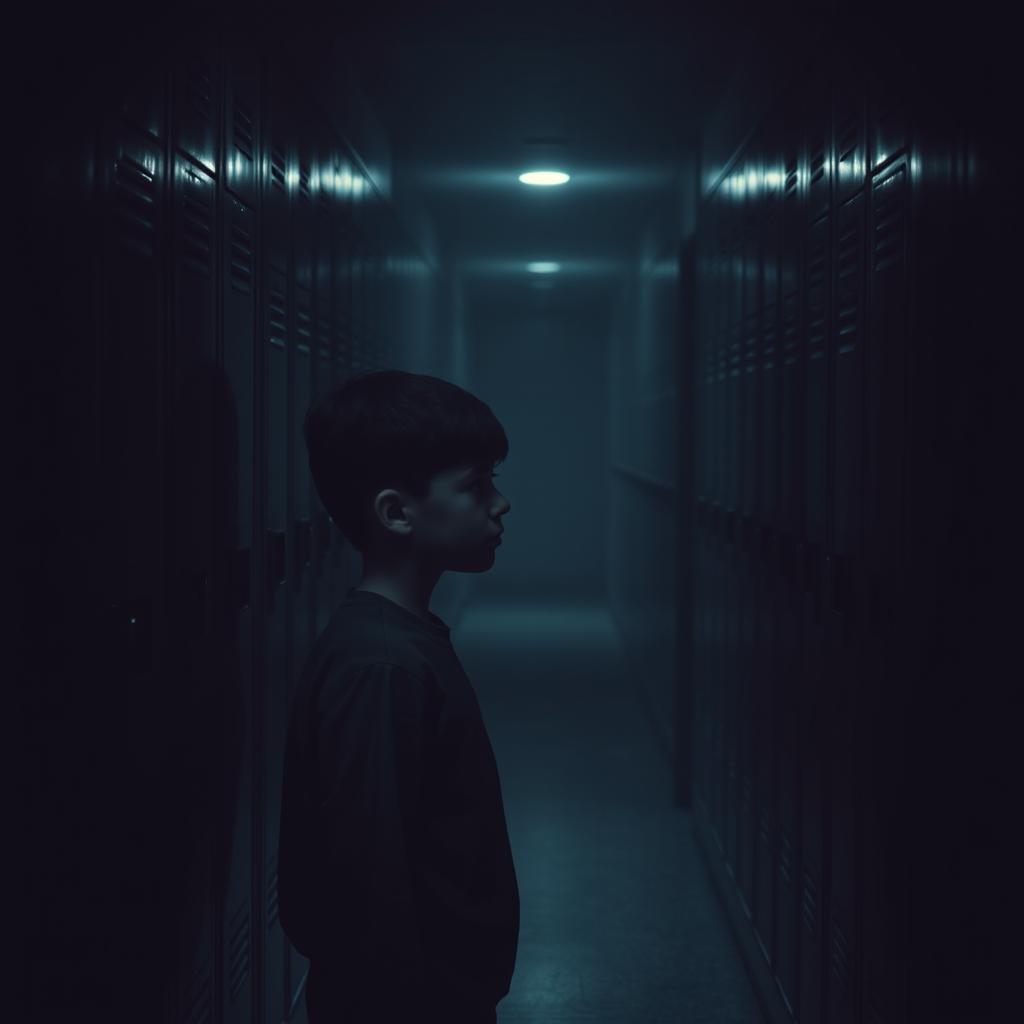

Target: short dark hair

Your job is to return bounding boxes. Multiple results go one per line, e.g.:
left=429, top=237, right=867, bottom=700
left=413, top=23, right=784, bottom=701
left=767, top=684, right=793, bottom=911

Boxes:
left=304, top=369, right=509, bottom=553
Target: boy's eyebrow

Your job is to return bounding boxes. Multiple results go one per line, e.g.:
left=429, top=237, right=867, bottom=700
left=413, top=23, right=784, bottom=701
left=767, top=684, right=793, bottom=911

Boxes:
left=461, top=464, right=491, bottom=480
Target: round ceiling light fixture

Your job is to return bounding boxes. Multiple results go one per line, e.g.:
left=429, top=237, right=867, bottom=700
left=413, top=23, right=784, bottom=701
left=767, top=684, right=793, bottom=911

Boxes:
left=519, top=170, right=570, bottom=186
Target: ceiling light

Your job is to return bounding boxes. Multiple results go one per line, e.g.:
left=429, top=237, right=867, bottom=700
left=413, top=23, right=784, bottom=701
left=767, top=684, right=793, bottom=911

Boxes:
left=527, top=262, right=560, bottom=273
left=519, top=170, right=570, bottom=186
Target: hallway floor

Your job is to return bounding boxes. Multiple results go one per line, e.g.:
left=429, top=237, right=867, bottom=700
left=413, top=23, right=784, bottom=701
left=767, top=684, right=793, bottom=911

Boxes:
left=452, top=601, right=765, bottom=1024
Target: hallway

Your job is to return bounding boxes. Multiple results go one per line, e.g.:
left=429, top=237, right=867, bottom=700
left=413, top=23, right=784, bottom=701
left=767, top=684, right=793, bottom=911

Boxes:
left=17, top=4, right=1020, bottom=1023
left=453, top=603, right=763, bottom=1023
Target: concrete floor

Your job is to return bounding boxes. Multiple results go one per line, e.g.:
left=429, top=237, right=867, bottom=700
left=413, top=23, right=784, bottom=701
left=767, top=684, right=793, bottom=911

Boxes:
left=452, top=601, right=765, bottom=1024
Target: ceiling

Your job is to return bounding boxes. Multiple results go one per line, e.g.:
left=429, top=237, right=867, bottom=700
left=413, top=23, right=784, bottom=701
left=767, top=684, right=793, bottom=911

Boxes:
left=286, top=2, right=759, bottom=304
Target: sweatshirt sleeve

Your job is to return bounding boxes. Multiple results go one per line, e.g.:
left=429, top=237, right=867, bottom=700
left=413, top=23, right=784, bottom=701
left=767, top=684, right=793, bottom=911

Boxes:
left=312, top=661, right=431, bottom=1012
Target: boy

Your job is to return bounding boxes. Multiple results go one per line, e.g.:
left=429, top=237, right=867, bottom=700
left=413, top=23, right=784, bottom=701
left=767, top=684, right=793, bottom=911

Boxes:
left=277, top=370, right=518, bottom=1024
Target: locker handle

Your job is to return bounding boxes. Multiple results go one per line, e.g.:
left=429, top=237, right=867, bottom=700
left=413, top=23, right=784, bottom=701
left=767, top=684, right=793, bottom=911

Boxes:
left=267, top=529, right=286, bottom=587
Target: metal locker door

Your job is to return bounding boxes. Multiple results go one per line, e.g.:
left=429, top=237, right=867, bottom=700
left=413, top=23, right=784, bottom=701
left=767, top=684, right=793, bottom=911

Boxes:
left=294, top=110, right=315, bottom=293
left=223, top=33, right=259, bottom=210
left=262, top=259, right=290, bottom=1024
left=751, top=536, right=778, bottom=964
left=312, top=310, right=334, bottom=637
left=861, top=59, right=914, bottom=1024
left=221, top=191, right=256, bottom=1024
left=168, top=144, right=219, bottom=1024
left=833, top=192, right=866, bottom=566
left=97, top=120, right=165, bottom=619
left=798, top=559, right=830, bottom=1024
left=287, top=281, right=315, bottom=1013
left=821, top=551, right=867, bottom=1024
left=753, top=138, right=782, bottom=958
left=710, top=513, right=726, bottom=851
left=865, top=157, right=909, bottom=580
left=737, top=153, right=762, bottom=914
left=804, top=212, right=830, bottom=551
left=351, top=230, right=365, bottom=360
left=263, top=84, right=292, bottom=277
left=723, top=513, right=740, bottom=877
left=289, top=284, right=314, bottom=681
left=772, top=544, right=801, bottom=1018
left=172, top=33, right=219, bottom=177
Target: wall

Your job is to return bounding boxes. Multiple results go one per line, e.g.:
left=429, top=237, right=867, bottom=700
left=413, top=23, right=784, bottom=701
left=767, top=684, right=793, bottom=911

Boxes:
left=463, top=284, right=610, bottom=606
left=607, top=153, right=700, bottom=788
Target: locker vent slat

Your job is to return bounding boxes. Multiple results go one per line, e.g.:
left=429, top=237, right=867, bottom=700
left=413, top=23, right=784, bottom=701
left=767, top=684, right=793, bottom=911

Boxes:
left=873, top=164, right=906, bottom=272
left=229, top=221, right=254, bottom=293
left=268, top=289, right=287, bottom=348
left=114, top=153, right=157, bottom=256
left=233, top=100, right=254, bottom=157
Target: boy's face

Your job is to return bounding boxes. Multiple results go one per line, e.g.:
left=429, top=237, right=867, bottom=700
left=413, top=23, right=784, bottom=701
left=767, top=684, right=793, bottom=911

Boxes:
left=370, top=462, right=510, bottom=572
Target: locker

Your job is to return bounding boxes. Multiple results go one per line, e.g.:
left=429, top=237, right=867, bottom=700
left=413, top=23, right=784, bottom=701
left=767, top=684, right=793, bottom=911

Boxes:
left=167, top=147, right=218, bottom=1024
left=773, top=585, right=800, bottom=1016
left=751, top=551, right=777, bottom=963
left=294, top=110, right=315, bottom=290
left=832, top=192, right=866, bottom=559
left=220, top=191, right=256, bottom=1024
left=723, top=538, right=739, bottom=875
left=224, top=34, right=260, bottom=209
left=860, top=624, right=910, bottom=1024
left=798, top=583, right=830, bottom=1024
left=287, top=282, right=314, bottom=1010
left=868, top=52, right=910, bottom=173
left=98, top=120, right=165, bottom=610
left=261, top=257, right=290, bottom=1024
left=351, top=231, right=365, bottom=352
left=312, top=309, right=335, bottom=636
left=779, top=96, right=803, bottom=539
left=804, top=213, right=830, bottom=547
left=805, top=59, right=831, bottom=227
left=168, top=153, right=217, bottom=587
left=116, top=43, right=168, bottom=143
left=761, top=201, right=781, bottom=530
left=834, top=55, right=867, bottom=205
left=819, top=614, right=860, bottom=1024
left=290, top=284, right=314, bottom=665
left=736, top=523, right=756, bottom=915
left=263, top=85, right=292, bottom=275
left=172, top=34, right=220, bottom=176
left=865, top=158, right=909, bottom=576
left=727, top=245, right=742, bottom=512
left=710, top=530, right=726, bottom=853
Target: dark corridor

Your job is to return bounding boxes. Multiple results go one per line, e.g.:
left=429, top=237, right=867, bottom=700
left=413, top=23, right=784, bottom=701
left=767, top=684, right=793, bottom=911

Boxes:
left=16, top=3, right=1020, bottom=1023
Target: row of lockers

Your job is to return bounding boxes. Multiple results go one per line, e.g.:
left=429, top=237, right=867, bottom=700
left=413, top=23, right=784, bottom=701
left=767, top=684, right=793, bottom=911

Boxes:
left=22, top=25, right=433, bottom=1024
left=689, top=34, right=975, bottom=1024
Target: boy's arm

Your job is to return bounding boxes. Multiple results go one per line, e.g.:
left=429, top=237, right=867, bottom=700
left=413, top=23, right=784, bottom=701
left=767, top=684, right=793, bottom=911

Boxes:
left=314, top=662, right=430, bottom=1012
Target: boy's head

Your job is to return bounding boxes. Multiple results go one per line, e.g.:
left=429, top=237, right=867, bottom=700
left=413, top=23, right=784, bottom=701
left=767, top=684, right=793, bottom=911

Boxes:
left=304, top=370, right=511, bottom=571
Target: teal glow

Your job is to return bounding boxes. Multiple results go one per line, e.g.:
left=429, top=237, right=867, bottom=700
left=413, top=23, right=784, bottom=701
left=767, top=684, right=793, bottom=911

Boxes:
left=519, top=170, right=570, bottom=186
left=527, top=261, right=560, bottom=274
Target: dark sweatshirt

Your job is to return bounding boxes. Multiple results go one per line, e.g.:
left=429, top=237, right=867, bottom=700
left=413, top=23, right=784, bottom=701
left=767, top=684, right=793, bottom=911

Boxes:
left=277, top=586, right=520, bottom=1020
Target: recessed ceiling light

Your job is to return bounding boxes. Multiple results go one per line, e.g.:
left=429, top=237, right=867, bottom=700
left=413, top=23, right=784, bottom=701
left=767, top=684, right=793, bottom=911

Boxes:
left=519, top=170, right=570, bottom=186
left=527, top=262, right=560, bottom=273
